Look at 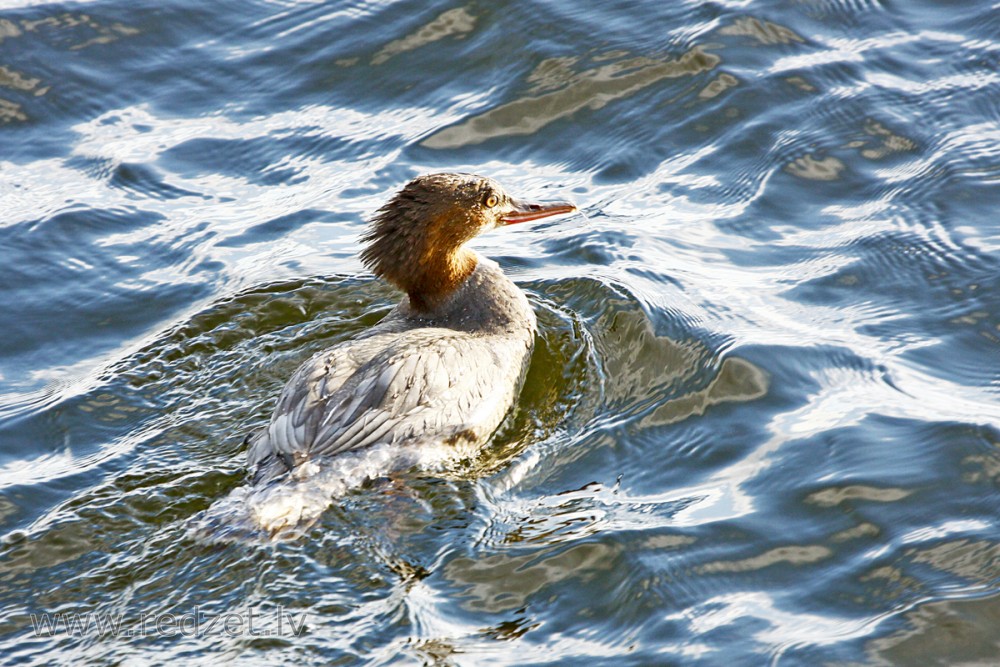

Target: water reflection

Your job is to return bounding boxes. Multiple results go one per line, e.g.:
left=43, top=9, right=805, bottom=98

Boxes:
left=805, top=484, right=911, bottom=506
left=444, top=540, right=621, bottom=613
left=854, top=118, right=917, bottom=160
left=866, top=594, right=1000, bottom=664
left=0, top=10, right=138, bottom=123
left=641, top=356, right=767, bottom=427
left=422, top=47, right=720, bottom=148
left=0, top=65, right=44, bottom=94
left=697, top=73, right=739, bottom=100
left=719, top=16, right=804, bottom=45
left=785, top=153, right=846, bottom=180
left=371, top=6, right=476, bottom=66
left=0, top=97, right=24, bottom=123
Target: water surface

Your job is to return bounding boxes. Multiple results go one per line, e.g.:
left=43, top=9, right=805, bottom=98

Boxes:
left=1, top=0, right=999, bottom=664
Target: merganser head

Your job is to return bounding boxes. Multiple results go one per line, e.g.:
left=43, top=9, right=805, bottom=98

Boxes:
left=361, top=173, right=575, bottom=310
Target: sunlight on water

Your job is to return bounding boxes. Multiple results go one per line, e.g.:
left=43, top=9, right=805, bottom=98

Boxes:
left=1, top=0, right=999, bottom=664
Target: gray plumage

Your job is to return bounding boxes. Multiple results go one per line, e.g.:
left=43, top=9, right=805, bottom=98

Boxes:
left=241, top=171, right=577, bottom=494
left=246, top=256, right=536, bottom=486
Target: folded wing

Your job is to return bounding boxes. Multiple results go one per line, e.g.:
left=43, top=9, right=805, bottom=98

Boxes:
left=248, top=328, right=516, bottom=483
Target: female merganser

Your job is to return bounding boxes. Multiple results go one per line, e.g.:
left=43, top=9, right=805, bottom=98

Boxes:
left=239, top=173, right=575, bottom=533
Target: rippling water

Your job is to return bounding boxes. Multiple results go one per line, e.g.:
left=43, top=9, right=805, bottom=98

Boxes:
left=2, top=0, right=999, bottom=664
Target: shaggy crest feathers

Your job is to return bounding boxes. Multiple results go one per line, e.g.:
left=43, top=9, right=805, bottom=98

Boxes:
left=360, top=173, right=505, bottom=310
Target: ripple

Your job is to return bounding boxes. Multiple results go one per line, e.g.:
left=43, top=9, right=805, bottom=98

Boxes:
left=422, top=46, right=721, bottom=149
left=371, top=7, right=476, bottom=67
left=4, top=0, right=1000, bottom=662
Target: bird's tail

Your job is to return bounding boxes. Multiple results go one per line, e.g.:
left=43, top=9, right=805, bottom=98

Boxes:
left=186, top=475, right=330, bottom=543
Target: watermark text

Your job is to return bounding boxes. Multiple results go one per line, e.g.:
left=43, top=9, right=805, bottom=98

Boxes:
left=30, top=605, right=307, bottom=639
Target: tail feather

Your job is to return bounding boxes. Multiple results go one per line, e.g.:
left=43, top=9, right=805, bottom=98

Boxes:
left=186, top=476, right=326, bottom=544
left=188, top=435, right=476, bottom=543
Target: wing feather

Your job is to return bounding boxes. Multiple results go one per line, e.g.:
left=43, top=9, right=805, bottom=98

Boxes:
left=248, top=326, right=530, bottom=482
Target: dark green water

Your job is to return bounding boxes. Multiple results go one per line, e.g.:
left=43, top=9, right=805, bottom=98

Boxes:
left=1, top=0, right=999, bottom=664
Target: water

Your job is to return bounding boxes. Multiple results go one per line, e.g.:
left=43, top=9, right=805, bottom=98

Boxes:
left=1, top=0, right=999, bottom=664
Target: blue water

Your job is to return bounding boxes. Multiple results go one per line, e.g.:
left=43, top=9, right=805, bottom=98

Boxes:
left=1, top=0, right=999, bottom=664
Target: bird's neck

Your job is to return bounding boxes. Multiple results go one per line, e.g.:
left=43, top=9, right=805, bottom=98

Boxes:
left=361, top=207, right=481, bottom=312
left=406, top=246, right=478, bottom=311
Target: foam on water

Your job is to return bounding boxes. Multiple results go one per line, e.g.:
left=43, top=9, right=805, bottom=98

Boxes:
left=190, top=435, right=483, bottom=541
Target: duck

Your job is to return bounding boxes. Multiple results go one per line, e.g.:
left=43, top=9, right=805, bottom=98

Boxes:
left=241, top=173, right=575, bottom=532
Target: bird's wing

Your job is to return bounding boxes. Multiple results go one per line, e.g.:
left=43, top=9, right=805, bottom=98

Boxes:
left=246, top=339, right=362, bottom=477
left=250, top=328, right=523, bottom=475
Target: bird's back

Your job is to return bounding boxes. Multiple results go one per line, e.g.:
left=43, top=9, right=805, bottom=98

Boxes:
left=247, top=256, right=536, bottom=488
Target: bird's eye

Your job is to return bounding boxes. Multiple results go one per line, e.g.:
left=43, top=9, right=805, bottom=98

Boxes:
left=484, top=193, right=499, bottom=208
